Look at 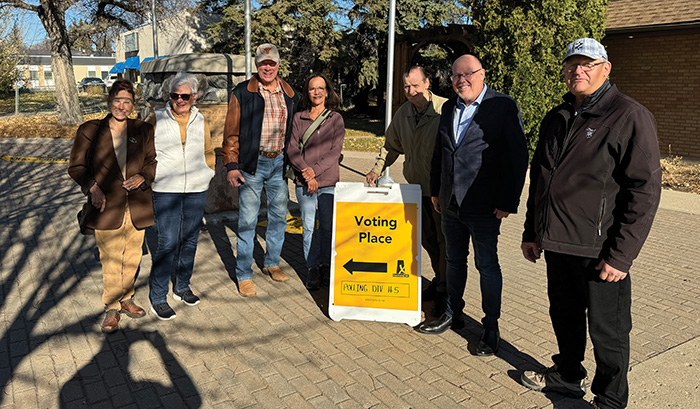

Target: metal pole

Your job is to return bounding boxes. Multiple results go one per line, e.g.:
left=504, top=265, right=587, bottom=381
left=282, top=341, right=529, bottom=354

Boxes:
left=15, top=85, right=19, bottom=115
left=378, top=0, right=397, bottom=187
left=151, top=0, right=159, bottom=58
left=245, top=0, right=252, bottom=79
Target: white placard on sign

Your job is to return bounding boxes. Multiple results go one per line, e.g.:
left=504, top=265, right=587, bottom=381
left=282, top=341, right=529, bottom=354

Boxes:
left=329, top=182, right=422, bottom=326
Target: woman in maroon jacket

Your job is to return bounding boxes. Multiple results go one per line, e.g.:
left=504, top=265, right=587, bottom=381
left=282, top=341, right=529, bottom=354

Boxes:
left=287, top=74, right=345, bottom=290
left=69, top=80, right=156, bottom=334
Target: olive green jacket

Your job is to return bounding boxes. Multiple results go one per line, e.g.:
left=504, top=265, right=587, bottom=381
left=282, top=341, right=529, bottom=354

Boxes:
left=370, top=92, right=447, bottom=195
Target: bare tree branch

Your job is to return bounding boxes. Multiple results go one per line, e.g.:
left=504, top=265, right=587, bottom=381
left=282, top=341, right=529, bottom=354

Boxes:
left=0, top=0, right=39, bottom=13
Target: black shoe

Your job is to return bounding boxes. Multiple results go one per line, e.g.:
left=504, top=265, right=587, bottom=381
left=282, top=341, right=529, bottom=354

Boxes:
left=320, top=264, right=330, bottom=287
left=422, top=281, right=438, bottom=301
left=173, top=290, right=200, bottom=306
left=306, top=267, right=321, bottom=291
left=476, top=328, right=500, bottom=356
left=151, top=303, right=176, bottom=320
left=416, top=313, right=453, bottom=334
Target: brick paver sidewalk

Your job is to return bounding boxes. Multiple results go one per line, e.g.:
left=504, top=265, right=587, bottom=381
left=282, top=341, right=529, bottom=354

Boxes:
left=1, top=139, right=698, bottom=408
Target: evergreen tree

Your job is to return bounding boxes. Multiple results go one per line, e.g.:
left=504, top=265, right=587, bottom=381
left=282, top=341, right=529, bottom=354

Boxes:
left=470, top=0, right=608, bottom=154
left=206, top=0, right=468, bottom=102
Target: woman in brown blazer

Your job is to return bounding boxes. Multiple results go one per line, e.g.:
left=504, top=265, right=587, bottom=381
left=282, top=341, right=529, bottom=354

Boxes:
left=69, top=80, right=157, bottom=334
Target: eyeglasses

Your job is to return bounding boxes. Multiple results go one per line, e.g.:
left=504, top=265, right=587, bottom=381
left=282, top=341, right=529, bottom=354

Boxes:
left=564, top=61, right=606, bottom=75
left=309, top=87, right=326, bottom=93
left=111, top=97, right=133, bottom=106
left=170, top=93, right=192, bottom=101
left=451, top=68, right=482, bottom=82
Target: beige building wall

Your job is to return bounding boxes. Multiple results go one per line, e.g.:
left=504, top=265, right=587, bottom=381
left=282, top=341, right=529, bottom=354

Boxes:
left=116, top=11, right=212, bottom=61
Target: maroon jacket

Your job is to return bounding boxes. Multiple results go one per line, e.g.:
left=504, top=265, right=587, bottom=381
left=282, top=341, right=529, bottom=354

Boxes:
left=286, top=110, right=345, bottom=188
left=69, top=115, right=157, bottom=230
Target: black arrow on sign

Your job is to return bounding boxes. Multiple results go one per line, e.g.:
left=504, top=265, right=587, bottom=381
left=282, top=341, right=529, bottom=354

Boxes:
left=343, top=258, right=388, bottom=275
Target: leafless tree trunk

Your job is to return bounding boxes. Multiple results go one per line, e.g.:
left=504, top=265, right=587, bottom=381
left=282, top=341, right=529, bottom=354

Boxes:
left=37, top=1, right=83, bottom=124
left=1, top=0, right=82, bottom=124
left=2, top=0, right=197, bottom=123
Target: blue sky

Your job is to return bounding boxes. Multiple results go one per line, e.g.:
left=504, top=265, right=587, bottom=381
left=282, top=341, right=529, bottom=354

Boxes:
left=11, top=7, right=79, bottom=47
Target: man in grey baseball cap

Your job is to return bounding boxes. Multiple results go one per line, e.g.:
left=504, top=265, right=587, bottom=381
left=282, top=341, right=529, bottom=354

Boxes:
left=520, top=37, right=661, bottom=408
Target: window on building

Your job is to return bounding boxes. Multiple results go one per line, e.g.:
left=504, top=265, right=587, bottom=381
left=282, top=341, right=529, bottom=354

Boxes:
left=43, top=67, right=53, bottom=86
left=88, top=66, right=97, bottom=78
left=125, top=33, right=139, bottom=53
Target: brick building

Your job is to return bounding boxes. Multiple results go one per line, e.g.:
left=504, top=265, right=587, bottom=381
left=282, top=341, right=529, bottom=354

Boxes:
left=606, top=0, right=700, bottom=158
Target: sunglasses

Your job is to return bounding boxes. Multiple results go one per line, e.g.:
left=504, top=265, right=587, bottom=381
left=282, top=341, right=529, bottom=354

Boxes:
left=170, top=93, right=192, bottom=101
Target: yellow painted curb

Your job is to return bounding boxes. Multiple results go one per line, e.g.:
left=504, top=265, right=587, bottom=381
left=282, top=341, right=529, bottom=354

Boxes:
left=0, top=155, right=69, bottom=164
left=258, top=215, right=304, bottom=234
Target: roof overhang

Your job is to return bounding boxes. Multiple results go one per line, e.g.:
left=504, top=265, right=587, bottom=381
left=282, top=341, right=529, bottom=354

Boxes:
left=140, top=53, right=252, bottom=74
left=606, top=20, right=700, bottom=35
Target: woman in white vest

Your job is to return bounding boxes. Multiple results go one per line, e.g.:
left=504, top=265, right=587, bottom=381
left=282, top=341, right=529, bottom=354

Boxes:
left=146, top=72, right=215, bottom=320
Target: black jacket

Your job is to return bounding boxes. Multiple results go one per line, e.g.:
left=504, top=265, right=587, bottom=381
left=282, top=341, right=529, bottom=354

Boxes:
left=523, top=85, right=661, bottom=273
left=430, top=87, right=528, bottom=214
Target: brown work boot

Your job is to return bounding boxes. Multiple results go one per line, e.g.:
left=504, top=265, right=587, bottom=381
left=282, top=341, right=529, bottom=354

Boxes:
left=120, top=299, right=146, bottom=318
left=101, top=309, right=120, bottom=334
left=238, top=280, right=256, bottom=296
left=263, top=266, right=289, bottom=282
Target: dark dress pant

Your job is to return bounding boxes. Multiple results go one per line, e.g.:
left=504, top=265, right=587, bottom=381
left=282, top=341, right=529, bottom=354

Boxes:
left=545, top=251, right=632, bottom=409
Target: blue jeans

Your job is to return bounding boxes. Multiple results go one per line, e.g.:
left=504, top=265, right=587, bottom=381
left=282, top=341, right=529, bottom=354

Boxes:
left=236, top=155, right=288, bottom=281
left=442, top=200, right=502, bottom=331
left=149, top=191, right=208, bottom=305
left=296, top=185, right=334, bottom=269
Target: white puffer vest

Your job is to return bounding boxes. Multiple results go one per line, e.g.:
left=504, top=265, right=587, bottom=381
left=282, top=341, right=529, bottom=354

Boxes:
left=152, top=104, right=215, bottom=193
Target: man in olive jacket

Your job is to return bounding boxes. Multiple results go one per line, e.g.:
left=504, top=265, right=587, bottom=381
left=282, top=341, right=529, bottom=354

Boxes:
left=366, top=66, right=448, bottom=314
left=520, top=38, right=661, bottom=409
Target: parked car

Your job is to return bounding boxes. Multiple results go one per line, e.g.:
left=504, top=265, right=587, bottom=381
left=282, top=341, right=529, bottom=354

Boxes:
left=104, top=74, right=119, bottom=88
left=79, top=77, right=106, bottom=92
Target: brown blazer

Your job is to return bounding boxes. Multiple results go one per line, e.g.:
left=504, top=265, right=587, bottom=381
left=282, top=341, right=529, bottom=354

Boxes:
left=69, top=115, right=157, bottom=230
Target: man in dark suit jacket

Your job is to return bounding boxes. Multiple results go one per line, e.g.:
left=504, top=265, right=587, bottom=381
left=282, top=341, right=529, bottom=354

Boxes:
left=418, top=54, right=528, bottom=357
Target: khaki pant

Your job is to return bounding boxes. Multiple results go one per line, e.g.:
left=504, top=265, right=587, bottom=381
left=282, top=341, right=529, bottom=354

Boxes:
left=95, top=205, right=145, bottom=311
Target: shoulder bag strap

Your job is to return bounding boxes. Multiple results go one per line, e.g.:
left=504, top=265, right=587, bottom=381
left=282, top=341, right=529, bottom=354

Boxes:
left=299, top=109, right=331, bottom=154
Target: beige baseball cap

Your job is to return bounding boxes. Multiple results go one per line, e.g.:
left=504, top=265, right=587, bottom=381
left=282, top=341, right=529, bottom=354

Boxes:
left=255, top=43, right=280, bottom=64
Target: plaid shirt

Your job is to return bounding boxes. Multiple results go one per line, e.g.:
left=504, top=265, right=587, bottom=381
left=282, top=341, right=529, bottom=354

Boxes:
left=259, top=81, right=288, bottom=152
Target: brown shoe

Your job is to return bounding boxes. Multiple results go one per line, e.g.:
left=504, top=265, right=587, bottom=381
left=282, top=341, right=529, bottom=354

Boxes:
left=101, top=309, right=120, bottom=334
left=120, top=299, right=146, bottom=318
left=263, top=266, right=289, bottom=282
left=238, top=280, right=256, bottom=296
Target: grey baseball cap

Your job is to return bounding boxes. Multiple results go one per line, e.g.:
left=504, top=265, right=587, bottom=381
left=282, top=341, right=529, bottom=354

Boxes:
left=563, top=38, right=608, bottom=62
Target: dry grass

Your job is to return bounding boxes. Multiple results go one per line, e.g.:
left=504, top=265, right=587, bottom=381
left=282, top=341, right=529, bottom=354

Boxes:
left=0, top=111, right=110, bottom=139
left=343, top=136, right=385, bottom=152
left=661, top=156, right=700, bottom=194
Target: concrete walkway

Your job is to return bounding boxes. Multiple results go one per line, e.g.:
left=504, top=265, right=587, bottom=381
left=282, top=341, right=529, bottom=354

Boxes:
left=0, top=138, right=698, bottom=408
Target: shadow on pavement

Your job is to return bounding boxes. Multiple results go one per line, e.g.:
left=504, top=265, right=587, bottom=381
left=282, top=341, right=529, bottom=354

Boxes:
left=60, top=329, right=201, bottom=408
left=203, top=220, right=238, bottom=283
left=0, top=141, right=200, bottom=407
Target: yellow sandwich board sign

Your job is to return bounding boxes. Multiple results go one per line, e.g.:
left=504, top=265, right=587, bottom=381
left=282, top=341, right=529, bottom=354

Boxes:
left=329, top=182, right=421, bottom=325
